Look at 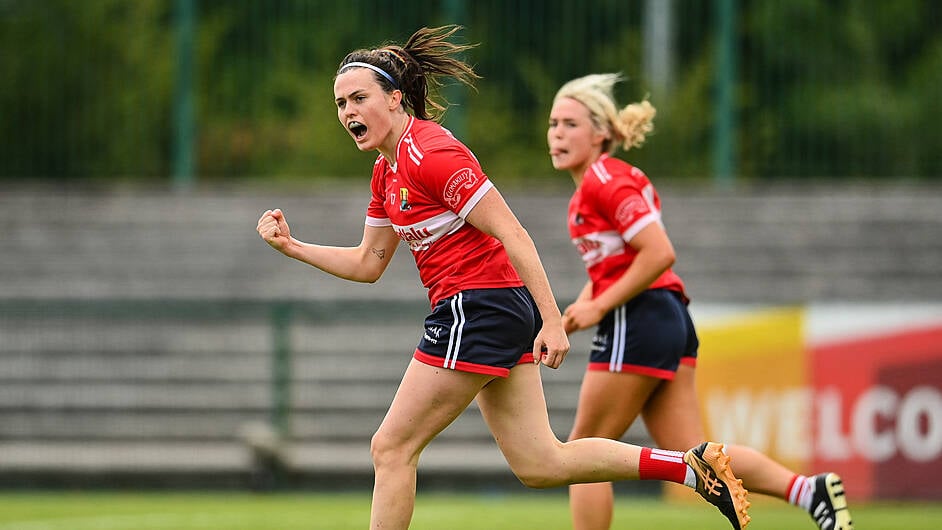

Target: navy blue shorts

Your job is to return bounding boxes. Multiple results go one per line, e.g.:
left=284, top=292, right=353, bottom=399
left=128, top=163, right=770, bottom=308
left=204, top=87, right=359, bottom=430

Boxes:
left=414, top=287, right=542, bottom=377
left=588, top=288, right=698, bottom=379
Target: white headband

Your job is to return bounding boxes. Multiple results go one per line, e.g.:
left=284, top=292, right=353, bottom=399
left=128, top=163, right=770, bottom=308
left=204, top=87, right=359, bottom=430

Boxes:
left=339, top=61, right=399, bottom=89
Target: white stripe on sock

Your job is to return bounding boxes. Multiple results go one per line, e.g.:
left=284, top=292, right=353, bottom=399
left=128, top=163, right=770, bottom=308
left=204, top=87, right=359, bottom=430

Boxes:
left=650, top=448, right=685, bottom=463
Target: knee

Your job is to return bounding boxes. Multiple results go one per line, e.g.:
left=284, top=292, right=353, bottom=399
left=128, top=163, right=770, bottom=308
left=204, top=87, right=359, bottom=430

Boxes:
left=369, top=429, right=416, bottom=470
left=510, top=462, right=562, bottom=489
left=369, top=430, right=395, bottom=467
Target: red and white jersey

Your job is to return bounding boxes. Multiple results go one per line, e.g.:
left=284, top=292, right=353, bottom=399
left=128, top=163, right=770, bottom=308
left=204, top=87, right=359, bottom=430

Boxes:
left=366, top=117, right=522, bottom=306
left=568, top=154, right=687, bottom=300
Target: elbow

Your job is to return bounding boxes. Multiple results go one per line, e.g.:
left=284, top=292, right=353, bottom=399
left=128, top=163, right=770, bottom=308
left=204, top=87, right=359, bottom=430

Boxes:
left=348, top=269, right=382, bottom=284
left=356, top=264, right=386, bottom=284
left=665, top=249, right=677, bottom=269
left=658, top=248, right=677, bottom=271
left=344, top=274, right=380, bottom=284
left=336, top=265, right=383, bottom=284
left=495, top=223, right=530, bottom=245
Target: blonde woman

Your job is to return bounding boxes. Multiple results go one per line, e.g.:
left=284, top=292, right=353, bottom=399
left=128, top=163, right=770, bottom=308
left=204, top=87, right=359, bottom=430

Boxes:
left=548, top=73, right=853, bottom=530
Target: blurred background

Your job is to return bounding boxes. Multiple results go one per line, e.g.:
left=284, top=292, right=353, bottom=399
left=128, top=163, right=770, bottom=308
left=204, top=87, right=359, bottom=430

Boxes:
left=1, top=0, right=940, bottom=506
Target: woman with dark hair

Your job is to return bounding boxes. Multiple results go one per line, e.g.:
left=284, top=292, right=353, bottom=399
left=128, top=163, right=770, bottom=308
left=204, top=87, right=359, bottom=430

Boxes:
left=257, top=27, right=750, bottom=530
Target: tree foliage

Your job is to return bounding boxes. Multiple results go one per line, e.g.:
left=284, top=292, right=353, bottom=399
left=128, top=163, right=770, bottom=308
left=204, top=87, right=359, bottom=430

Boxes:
left=1, top=0, right=939, bottom=182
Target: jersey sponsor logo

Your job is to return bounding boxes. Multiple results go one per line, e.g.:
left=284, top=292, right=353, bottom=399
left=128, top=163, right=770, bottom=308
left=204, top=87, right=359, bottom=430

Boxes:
left=393, top=211, right=465, bottom=252
left=575, top=238, right=602, bottom=255
left=443, top=167, right=478, bottom=210
left=572, top=230, right=625, bottom=267
left=614, top=195, right=649, bottom=227
left=395, top=225, right=433, bottom=246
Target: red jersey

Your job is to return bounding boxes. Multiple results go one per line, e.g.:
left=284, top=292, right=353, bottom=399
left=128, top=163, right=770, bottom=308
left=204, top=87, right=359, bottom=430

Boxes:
left=366, top=117, right=522, bottom=306
left=568, top=154, right=687, bottom=300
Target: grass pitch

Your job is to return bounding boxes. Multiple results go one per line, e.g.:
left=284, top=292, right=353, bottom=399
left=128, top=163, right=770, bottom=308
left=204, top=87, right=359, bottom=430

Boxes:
left=0, top=491, right=937, bottom=529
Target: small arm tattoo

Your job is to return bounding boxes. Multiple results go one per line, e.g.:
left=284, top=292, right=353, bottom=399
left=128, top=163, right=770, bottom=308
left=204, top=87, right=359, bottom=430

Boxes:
left=370, top=247, right=386, bottom=259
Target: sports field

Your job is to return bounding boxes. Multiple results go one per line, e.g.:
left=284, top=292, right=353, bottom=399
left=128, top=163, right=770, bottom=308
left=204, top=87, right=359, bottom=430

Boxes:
left=0, top=492, right=937, bottom=529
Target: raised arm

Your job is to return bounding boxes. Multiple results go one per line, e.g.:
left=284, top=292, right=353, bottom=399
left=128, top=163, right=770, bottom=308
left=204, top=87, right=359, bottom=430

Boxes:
left=257, top=208, right=400, bottom=283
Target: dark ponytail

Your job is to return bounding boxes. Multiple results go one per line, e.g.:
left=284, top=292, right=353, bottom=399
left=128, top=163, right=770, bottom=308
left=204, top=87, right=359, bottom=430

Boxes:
left=337, top=25, right=479, bottom=121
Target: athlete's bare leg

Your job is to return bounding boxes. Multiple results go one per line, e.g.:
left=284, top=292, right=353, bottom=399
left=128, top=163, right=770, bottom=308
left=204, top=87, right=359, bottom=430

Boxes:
left=644, top=364, right=795, bottom=498
left=476, top=362, right=646, bottom=488
left=368, top=359, right=493, bottom=530
left=567, top=370, right=660, bottom=530
left=565, top=363, right=792, bottom=530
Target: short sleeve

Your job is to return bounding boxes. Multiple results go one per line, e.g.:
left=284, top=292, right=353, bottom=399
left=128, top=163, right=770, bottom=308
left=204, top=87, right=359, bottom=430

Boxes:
left=418, top=146, right=493, bottom=219
left=593, top=178, right=660, bottom=243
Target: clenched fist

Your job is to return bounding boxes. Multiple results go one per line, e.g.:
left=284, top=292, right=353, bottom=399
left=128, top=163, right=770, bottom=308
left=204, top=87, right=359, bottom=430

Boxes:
left=257, top=208, right=292, bottom=253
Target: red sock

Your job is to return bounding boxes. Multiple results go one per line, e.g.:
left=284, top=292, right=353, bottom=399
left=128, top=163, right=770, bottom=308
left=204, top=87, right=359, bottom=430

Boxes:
left=638, top=447, right=688, bottom=484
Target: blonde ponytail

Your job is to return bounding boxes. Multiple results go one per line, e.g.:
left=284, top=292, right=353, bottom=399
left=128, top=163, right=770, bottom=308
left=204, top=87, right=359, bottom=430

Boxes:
left=614, top=100, right=656, bottom=151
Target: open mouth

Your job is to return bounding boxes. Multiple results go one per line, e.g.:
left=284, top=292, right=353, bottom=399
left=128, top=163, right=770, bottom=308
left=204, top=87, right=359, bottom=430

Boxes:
left=348, top=121, right=368, bottom=140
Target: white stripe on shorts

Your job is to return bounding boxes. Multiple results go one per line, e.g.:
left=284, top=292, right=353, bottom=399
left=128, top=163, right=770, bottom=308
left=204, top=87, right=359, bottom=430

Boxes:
left=445, top=292, right=466, bottom=369
left=610, top=305, right=627, bottom=372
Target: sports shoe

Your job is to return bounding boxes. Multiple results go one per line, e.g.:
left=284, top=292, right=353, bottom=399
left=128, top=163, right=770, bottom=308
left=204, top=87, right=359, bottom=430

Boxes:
left=683, top=442, right=751, bottom=529
left=809, top=473, right=854, bottom=530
